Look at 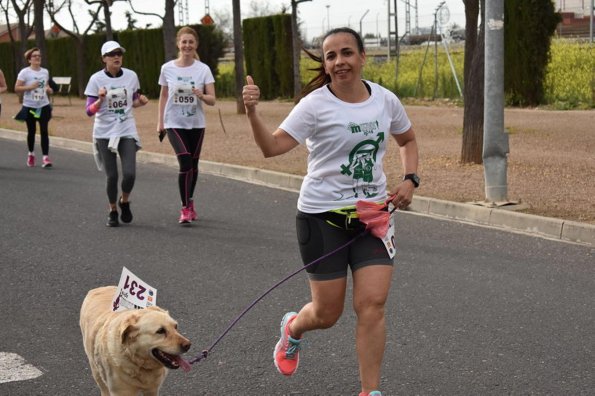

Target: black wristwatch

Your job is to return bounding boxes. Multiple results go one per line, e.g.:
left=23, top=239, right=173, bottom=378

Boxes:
left=403, top=173, right=420, bottom=188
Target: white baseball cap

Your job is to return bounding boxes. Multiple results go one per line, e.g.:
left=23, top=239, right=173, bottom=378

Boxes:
left=101, top=41, right=126, bottom=56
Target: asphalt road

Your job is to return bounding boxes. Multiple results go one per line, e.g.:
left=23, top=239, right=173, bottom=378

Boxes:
left=0, top=139, right=593, bottom=395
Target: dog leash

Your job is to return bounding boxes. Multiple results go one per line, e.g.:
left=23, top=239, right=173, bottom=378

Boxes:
left=188, top=199, right=398, bottom=365
left=187, top=230, right=367, bottom=364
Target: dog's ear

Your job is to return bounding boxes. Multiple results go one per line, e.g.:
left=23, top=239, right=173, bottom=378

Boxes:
left=120, top=314, right=140, bottom=344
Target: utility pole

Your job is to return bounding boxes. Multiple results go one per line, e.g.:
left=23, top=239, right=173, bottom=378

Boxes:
left=387, top=0, right=398, bottom=63
left=291, top=0, right=312, bottom=100
left=483, top=0, right=509, bottom=204
left=359, top=9, right=369, bottom=38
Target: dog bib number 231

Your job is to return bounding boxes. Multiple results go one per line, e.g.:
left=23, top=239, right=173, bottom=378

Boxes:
left=111, top=266, right=158, bottom=312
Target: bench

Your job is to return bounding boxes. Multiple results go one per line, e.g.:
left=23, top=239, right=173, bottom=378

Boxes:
left=52, top=76, right=72, bottom=105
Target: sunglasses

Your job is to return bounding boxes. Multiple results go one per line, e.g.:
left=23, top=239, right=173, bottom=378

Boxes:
left=105, top=51, right=123, bottom=57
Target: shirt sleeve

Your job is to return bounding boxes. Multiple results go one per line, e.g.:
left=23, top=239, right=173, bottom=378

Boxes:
left=84, top=75, right=98, bottom=97
left=158, top=64, right=168, bottom=86
left=279, top=97, right=316, bottom=145
left=388, top=92, right=412, bottom=134
left=16, top=69, right=27, bottom=82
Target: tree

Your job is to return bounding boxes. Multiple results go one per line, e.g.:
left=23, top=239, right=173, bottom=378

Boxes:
left=461, top=0, right=485, bottom=164
left=46, top=0, right=103, bottom=96
left=85, top=0, right=114, bottom=40
left=1, top=0, right=34, bottom=71
left=212, top=7, right=232, bottom=42
left=232, top=0, right=245, bottom=114
left=460, top=0, right=560, bottom=163
left=33, top=0, right=47, bottom=68
left=246, top=0, right=273, bottom=17
left=127, top=0, right=177, bottom=61
left=504, top=0, right=560, bottom=106
left=124, top=10, right=136, bottom=30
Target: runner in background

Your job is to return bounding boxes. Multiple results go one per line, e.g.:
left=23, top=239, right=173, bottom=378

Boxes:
left=84, top=41, right=149, bottom=227
left=14, top=48, right=54, bottom=168
left=157, top=26, right=216, bottom=224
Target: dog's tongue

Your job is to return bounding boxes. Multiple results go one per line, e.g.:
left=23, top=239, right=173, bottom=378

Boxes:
left=176, top=356, right=192, bottom=372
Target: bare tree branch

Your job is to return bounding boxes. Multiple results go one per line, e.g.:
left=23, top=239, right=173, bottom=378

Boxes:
left=126, top=0, right=173, bottom=20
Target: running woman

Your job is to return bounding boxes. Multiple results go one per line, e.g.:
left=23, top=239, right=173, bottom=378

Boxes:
left=84, top=41, right=149, bottom=227
left=157, top=26, right=216, bottom=224
left=14, top=48, right=54, bottom=168
left=242, top=27, right=419, bottom=396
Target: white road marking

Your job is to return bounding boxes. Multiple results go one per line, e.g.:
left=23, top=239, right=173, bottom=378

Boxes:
left=0, top=352, right=43, bottom=384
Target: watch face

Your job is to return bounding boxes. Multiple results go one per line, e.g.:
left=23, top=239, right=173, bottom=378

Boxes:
left=405, top=173, right=420, bottom=187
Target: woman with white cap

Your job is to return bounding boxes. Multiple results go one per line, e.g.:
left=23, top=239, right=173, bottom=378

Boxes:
left=84, top=40, right=149, bottom=227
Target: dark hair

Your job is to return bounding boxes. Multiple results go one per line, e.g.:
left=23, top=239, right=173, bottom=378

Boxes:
left=24, top=47, right=40, bottom=61
left=301, top=27, right=365, bottom=98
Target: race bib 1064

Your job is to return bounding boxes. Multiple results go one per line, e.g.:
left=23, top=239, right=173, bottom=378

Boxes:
left=111, top=267, right=157, bottom=312
left=107, top=87, right=128, bottom=111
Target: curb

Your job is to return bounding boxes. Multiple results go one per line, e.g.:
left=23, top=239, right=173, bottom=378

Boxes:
left=2, top=128, right=593, bottom=247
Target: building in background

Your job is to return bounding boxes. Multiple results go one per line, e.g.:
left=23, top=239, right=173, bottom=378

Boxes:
left=555, top=0, right=593, bottom=37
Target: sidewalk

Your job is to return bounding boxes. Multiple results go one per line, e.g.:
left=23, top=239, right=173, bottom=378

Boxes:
left=2, top=128, right=593, bottom=247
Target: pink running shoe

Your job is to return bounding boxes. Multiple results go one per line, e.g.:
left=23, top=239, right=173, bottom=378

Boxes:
left=274, top=312, right=301, bottom=376
left=27, top=153, right=35, bottom=167
left=42, top=156, right=52, bottom=168
left=179, top=207, right=193, bottom=224
left=188, top=200, right=197, bottom=221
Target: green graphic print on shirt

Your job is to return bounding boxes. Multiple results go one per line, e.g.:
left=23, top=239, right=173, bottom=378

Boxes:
left=340, top=120, right=384, bottom=199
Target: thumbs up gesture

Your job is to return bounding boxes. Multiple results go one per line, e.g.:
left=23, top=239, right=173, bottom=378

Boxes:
left=242, top=75, right=260, bottom=112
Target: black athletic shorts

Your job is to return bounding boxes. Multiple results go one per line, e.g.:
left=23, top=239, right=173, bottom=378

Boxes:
left=296, top=210, right=394, bottom=281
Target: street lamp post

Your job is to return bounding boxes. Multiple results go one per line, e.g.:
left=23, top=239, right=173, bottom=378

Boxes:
left=326, top=5, right=330, bottom=31
left=359, top=9, right=369, bottom=38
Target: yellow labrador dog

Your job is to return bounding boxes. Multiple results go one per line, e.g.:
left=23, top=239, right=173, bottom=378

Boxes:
left=80, top=286, right=192, bottom=395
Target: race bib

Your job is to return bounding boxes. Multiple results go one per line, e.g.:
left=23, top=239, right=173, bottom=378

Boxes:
left=173, top=84, right=196, bottom=105
left=107, top=87, right=128, bottom=111
left=381, top=215, right=396, bottom=258
left=32, top=89, right=44, bottom=101
left=111, top=267, right=157, bottom=312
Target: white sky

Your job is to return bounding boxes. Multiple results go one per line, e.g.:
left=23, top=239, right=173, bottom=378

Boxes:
left=48, top=0, right=466, bottom=42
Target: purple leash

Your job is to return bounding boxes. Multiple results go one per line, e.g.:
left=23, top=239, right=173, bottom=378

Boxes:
left=187, top=229, right=369, bottom=365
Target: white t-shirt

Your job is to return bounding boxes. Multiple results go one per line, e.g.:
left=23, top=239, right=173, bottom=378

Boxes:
left=17, top=67, right=50, bottom=108
left=280, top=81, right=412, bottom=213
left=84, top=68, right=141, bottom=139
left=158, top=59, right=215, bottom=129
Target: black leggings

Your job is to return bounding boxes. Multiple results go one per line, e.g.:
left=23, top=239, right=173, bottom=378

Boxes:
left=95, top=138, right=137, bottom=204
left=166, top=128, right=205, bottom=207
left=25, top=105, right=52, bottom=155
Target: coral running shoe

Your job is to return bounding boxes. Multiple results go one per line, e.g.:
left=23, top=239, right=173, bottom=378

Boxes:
left=274, top=312, right=301, bottom=376
left=359, top=392, right=382, bottom=396
left=188, top=200, right=197, bottom=221
left=179, top=207, right=193, bottom=224
left=42, top=156, right=52, bottom=168
left=27, top=153, right=35, bottom=167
